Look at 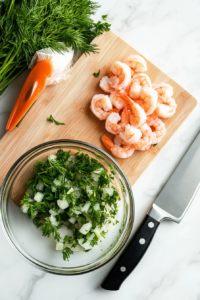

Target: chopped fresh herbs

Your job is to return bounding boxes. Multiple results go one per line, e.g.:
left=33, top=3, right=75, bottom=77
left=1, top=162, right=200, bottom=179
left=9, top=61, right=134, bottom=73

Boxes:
left=93, top=70, right=100, bottom=78
left=20, top=149, right=120, bottom=260
left=102, top=15, right=108, bottom=21
left=47, top=115, right=65, bottom=125
left=0, top=0, right=111, bottom=96
left=62, top=247, right=74, bottom=261
left=153, top=144, right=158, bottom=147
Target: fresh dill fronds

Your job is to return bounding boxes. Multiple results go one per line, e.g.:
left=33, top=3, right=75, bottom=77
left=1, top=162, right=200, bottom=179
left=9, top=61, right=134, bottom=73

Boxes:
left=0, top=0, right=111, bottom=96
left=47, top=115, right=65, bottom=125
left=153, top=144, right=158, bottom=147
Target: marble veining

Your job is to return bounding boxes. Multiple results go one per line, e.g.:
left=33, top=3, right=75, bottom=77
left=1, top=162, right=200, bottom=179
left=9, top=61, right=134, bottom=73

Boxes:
left=0, top=0, right=200, bottom=299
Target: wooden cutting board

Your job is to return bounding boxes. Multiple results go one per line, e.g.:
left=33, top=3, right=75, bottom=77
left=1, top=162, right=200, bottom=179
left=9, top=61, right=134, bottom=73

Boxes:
left=0, top=31, right=197, bottom=189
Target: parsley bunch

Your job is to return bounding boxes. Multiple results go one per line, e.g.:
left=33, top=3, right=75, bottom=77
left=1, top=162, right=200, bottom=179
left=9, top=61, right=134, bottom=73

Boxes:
left=20, top=149, right=120, bottom=260
left=0, top=0, right=110, bottom=96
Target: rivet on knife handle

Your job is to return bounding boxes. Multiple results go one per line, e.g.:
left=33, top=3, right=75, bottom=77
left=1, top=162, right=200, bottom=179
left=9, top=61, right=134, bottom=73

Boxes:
left=101, top=215, right=159, bottom=291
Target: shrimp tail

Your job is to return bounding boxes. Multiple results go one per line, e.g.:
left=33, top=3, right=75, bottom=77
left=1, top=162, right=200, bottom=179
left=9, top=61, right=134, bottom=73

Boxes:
left=101, top=135, right=114, bottom=151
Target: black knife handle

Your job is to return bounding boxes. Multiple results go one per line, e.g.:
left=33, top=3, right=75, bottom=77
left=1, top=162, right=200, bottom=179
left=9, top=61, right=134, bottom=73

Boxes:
left=101, top=215, right=160, bottom=291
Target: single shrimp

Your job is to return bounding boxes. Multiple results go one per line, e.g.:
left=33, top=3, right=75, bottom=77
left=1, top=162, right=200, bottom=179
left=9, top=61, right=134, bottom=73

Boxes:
left=129, top=73, right=151, bottom=100
left=156, top=97, right=177, bottom=118
left=110, top=92, right=127, bottom=109
left=114, top=134, right=124, bottom=146
left=152, top=83, right=173, bottom=102
left=132, top=123, right=154, bottom=151
left=121, top=106, right=131, bottom=124
left=100, top=61, right=131, bottom=93
left=102, top=135, right=135, bottom=159
left=99, top=76, right=116, bottom=93
left=123, top=55, right=147, bottom=73
left=105, top=112, right=124, bottom=135
left=90, top=94, right=113, bottom=120
left=139, top=86, right=158, bottom=116
left=109, top=61, right=132, bottom=90
left=119, top=124, right=142, bottom=145
left=150, top=118, right=166, bottom=144
left=121, top=94, right=147, bottom=128
left=146, top=111, right=158, bottom=126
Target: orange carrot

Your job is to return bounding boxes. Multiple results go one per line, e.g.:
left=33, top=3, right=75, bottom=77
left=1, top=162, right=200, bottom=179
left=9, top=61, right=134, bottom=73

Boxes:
left=6, top=60, right=53, bottom=131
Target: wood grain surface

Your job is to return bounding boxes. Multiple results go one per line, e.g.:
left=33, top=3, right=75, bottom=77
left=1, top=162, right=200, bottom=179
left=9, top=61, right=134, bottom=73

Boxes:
left=0, top=31, right=197, bottom=192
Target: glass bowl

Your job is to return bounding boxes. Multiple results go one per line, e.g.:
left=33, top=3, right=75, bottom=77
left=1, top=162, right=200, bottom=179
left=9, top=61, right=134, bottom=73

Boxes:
left=0, top=140, right=134, bottom=275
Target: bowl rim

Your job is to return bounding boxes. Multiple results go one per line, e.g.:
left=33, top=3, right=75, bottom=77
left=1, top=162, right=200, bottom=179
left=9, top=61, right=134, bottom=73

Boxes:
left=0, top=139, right=135, bottom=275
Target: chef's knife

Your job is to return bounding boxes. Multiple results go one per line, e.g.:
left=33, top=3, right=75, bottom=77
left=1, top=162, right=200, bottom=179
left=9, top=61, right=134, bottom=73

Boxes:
left=101, top=132, right=200, bottom=291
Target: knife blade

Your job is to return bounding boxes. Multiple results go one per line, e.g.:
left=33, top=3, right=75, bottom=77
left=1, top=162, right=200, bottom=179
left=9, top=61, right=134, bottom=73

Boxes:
left=101, top=132, right=200, bottom=291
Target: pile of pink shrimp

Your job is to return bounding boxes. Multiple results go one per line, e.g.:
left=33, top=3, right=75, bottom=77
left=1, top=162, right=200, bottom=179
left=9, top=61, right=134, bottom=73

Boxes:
left=90, top=55, right=177, bottom=159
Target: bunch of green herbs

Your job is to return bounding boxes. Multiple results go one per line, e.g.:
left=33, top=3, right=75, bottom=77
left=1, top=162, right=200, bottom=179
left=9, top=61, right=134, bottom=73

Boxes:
left=0, top=0, right=110, bottom=96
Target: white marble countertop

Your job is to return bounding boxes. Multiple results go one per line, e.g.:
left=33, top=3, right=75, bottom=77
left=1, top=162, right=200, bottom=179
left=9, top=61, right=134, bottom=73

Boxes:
left=1, top=0, right=200, bottom=299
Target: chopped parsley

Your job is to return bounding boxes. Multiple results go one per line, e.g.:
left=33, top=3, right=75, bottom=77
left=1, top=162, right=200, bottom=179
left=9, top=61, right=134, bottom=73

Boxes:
left=153, top=144, right=158, bottom=147
left=102, top=15, right=108, bottom=21
left=47, top=115, right=65, bottom=125
left=20, top=149, right=120, bottom=260
left=93, top=70, right=100, bottom=78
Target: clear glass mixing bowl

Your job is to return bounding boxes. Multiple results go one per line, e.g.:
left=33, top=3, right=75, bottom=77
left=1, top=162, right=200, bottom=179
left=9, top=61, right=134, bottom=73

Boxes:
left=0, top=140, right=134, bottom=275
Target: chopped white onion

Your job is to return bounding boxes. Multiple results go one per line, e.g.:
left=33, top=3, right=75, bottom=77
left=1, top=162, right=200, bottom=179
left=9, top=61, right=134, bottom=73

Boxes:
left=57, top=198, right=69, bottom=210
left=51, top=185, right=57, bottom=192
left=93, top=168, right=104, bottom=174
left=56, top=242, right=64, bottom=251
left=53, top=179, right=61, bottom=186
left=67, top=155, right=75, bottom=164
left=49, top=215, right=59, bottom=226
left=93, top=203, right=100, bottom=211
left=72, top=208, right=82, bottom=215
left=34, top=192, right=44, bottom=202
left=36, top=182, right=44, bottom=191
left=81, top=202, right=91, bottom=213
left=78, top=239, right=92, bottom=250
left=21, top=204, right=29, bottom=214
left=69, top=216, right=76, bottom=224
left=79, top=222, right=92, bottom=235
left=48, top=154, right=57, bottom=161
left=91, top=173, right=100, bottom=182
left=67, top=187, right=74, bottom=194
left=102, top=188, right=114, bottom=196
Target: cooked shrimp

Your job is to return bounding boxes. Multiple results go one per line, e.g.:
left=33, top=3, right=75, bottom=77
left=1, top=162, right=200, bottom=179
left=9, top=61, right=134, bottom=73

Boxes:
left=146, top=111, right=158, bottom=126
left=139, top=87, right=158, bottom=116
left=105, top=112, right=124, bottom=135
left=132, top=123, right=154, bottom=151
left=156, top=97, right=177, bottom=118
left=110, top=92, right=127, bottom=109
left=114, top=134, right=124, bottom=146
left=129, top=73, right=151, bottom=99
left=90, top=94, right=112, bottom=120
left=123, top=55, right=147, bottom=73
left=119, top=124, right=142, bottom=145
left=121, top=106, right=131, bottom=124
left=102, top=135, right=135, bottom=159
left=99, top=76, right=116, bottom=93
left=120, top=94, right=146, bottom=128
left=152, top=83, right=173, bottom=102
left=109, top=61, right=132, bottom=90
left=150, top=118, right=166, bottom=144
